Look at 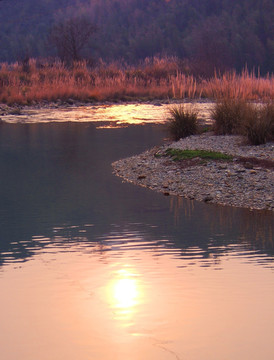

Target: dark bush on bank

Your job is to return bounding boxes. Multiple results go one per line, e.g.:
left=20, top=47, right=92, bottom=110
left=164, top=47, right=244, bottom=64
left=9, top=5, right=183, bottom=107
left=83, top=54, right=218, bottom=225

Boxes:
left=211, top=98, right=250, bottom=135
left=167, top=105, right=198, bottom=141
left=212, top=98, right=274, bottom=145
left=243, top=102, right=274, bottom=145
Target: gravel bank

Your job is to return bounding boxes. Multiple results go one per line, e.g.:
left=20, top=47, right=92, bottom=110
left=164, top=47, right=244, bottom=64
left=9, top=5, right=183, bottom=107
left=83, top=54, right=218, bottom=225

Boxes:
left=112, top=133, right=274, bottom=211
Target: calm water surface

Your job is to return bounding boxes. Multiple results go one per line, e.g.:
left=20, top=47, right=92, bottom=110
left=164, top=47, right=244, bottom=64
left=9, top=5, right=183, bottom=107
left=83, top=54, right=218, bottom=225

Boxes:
left=0, top=106, right=274, bottom=360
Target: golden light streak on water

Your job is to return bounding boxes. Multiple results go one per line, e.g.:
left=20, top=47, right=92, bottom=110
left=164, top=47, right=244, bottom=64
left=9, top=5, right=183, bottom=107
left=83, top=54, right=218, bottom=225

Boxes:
left=1, top=102, right=214, bottom=126
left=113, top=275, right=138, bottom=309
left=105, top=268, right=141, bottom=324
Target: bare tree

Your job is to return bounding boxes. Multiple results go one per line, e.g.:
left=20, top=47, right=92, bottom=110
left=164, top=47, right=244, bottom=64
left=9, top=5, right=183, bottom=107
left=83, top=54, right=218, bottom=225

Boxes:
left=49, top=16, right=97, bottom=62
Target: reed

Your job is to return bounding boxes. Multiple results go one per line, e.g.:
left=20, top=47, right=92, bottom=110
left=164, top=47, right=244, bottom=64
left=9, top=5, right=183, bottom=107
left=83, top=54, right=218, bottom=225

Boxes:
left=211, top=97, right=274, bottom=144
left=211, top=98, right=250, bottom=135
left=202, top=69, right=273, bottom=100
left=243, top=102, right=274, bottom=145
left=0, top=58, right=273, bottom=105
left=167, top=104, right=198, bottom=140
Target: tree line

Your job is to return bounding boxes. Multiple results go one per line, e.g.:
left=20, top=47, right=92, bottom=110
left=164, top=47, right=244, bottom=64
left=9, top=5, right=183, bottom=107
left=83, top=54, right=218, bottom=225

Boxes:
left=0, top=0, right=273, bottom=75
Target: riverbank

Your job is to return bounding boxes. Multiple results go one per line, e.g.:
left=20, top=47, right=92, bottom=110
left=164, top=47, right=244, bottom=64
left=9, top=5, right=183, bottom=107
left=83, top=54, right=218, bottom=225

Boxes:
left=112, top=133, right=274, bottom=211
left=0, top=59, right=273, bottom=105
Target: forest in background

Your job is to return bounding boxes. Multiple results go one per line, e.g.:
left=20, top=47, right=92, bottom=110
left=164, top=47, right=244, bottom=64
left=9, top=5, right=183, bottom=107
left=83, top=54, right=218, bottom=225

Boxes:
left=0, top=0, right=273, bottom=76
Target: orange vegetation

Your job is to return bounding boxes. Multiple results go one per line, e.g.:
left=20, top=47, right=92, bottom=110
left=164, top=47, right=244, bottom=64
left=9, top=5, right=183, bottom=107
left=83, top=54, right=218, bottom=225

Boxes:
left=0, top=57, right=273, bottom=105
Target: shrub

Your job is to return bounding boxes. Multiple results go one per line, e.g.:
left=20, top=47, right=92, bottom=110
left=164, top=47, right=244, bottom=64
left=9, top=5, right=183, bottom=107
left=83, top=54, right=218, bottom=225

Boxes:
left=211, top=98, right=250, bottom=135
left=261, top=102, right=274, bottom=141
left=167, top=104, right=198, bottom=141
left=244, top=102, right=274, bottom=145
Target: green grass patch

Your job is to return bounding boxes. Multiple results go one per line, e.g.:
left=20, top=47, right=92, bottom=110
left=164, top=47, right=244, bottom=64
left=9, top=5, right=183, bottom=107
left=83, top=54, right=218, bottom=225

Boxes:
left=165, top=148, right=233, bottom=161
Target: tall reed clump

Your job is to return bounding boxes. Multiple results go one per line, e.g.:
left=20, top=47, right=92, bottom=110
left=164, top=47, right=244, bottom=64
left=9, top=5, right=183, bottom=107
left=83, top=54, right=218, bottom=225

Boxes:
left=202, top=69, right=274, bottom=100
left=243, top=102, right=274, bottom=145
left=212, top=98, right=274, bottom=145
left=211, top=98, right=250, bottom=135
left=167, top=104, right=198, bottom=141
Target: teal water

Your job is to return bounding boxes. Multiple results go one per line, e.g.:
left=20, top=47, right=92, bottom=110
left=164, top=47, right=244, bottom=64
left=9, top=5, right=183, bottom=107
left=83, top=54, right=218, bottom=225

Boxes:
left=0, top=116, right=273, bottom=360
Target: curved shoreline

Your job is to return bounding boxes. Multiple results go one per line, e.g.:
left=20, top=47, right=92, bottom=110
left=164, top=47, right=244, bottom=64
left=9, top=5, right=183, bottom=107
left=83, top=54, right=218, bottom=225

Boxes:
left=112, top=133, right=274, bottom=211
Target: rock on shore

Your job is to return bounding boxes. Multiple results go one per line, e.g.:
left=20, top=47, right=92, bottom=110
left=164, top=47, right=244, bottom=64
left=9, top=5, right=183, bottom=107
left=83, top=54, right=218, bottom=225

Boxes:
left=112, top=133, right=274, bottom=211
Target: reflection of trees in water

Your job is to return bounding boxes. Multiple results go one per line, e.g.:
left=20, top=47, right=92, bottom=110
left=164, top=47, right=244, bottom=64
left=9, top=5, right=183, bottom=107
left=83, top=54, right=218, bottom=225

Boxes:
left=240, top=211, right=273, bottom=250
left=169, top=196, right=195, bottom=224
left=170, top=196, right=274, bottom=253
left=0, top=122, right=166, bottom=267
left=1, top=201, right=273, bottom=268
left=0, top=122, right=273, bottom=269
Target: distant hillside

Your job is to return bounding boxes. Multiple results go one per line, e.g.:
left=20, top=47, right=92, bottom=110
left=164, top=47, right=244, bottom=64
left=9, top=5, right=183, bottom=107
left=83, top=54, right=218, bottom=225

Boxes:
left=0, top=0, right=273, bottom=74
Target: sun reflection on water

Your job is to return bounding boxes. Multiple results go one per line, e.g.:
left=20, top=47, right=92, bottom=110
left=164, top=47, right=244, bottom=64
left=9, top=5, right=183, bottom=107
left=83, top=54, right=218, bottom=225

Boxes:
left=113, top=277, right=138, bottom=309
left=107, top=269, right=141, bottom=319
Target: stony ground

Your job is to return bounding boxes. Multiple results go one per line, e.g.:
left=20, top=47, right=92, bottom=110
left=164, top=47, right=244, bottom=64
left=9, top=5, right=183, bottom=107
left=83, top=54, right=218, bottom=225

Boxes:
left=112, top=133, right=274, bottom=211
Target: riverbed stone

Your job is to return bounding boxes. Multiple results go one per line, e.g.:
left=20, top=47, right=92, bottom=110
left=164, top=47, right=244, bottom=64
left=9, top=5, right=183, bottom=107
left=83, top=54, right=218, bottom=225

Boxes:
left=112, top=134, right=274, bottom=211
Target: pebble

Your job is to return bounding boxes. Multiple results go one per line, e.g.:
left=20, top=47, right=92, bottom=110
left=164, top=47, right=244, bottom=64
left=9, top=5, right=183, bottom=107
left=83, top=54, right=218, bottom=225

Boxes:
left=112, top=133, right=274, bottom=211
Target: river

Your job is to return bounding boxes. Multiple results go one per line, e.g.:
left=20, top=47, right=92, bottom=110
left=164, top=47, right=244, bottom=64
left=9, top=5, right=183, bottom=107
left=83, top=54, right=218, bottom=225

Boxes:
left=0, top=104, right=273, bottom=360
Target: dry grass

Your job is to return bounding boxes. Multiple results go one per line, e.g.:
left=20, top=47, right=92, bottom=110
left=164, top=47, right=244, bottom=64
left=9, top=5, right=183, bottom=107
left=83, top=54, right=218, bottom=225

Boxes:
left=167, top=105, right=198, bottom=140
left=243, top=102, right=274, bottom=145
left=211, top=98, right=250, bottom=135
left=0, top=58, right=273, bottom=105
left=211, top=98, right=274, bottom=145
left=202, top=69, right=273, bottom=100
